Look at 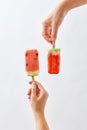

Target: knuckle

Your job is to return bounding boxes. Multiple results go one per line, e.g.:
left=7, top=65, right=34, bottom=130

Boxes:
left=31, top=95, right=35, bottom=99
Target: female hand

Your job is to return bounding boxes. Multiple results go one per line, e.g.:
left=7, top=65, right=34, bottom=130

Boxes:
left=42, top=0, right=87, bottom=44
left=42, top=1, right=68, bottom=44
left=27, top=81, right=48, bottom=114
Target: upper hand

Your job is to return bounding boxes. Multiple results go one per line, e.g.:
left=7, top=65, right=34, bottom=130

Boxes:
left=42, top=0, right=69, bottom=44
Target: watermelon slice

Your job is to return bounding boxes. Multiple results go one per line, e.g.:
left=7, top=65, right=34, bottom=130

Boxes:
left=25, top=49, right=39, bottom=76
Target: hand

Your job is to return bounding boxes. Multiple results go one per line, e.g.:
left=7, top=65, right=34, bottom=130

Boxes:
left=42, top=1, right=68, bottom=44
left=42, top=0, right=87, bottom=44
left=27, top=81, right=48, bottom=114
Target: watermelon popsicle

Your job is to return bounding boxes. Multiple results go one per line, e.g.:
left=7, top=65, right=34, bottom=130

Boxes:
left=47, top=48, right=60, bottom=74
left=25, top=49, right=39, bottom=81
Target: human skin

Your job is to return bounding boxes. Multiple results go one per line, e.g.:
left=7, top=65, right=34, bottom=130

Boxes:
left=27, top=81, right=49, bottom=130
left=42, top=0, right=87, bottom=44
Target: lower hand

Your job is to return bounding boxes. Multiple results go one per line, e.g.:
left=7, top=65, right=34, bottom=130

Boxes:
left=27, top=81, right=48, bottom=114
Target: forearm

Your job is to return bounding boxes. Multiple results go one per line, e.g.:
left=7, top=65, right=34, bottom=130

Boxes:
left=63, top=0, right=87, bottom=10
left=34, top=112, right=49, bottom=130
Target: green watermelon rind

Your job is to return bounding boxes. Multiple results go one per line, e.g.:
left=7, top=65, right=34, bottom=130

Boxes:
left=48, top=48, right=60, bottom=54
left=27, top=71, right=39, bottom=76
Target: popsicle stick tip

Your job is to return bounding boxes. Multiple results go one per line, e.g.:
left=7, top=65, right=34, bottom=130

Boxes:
left=52, top=42, right=55, bottom=48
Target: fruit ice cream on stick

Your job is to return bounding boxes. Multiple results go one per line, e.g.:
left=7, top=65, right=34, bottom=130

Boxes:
left=47, top=42, right=60, bottom=74
left=25, top=49, right=39, bottom=81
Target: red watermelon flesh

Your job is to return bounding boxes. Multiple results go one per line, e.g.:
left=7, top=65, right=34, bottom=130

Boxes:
left=25, top=49, right=39, bottom=76
left=48, top=48, right=60, bottom=74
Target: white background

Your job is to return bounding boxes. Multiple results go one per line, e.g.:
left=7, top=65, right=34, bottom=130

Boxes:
left=0, top=0, right=87, bottom=130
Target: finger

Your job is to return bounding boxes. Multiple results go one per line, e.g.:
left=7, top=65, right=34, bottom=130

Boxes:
left=36, top=84, right=40, bottom=96
left=42, top=24, right=52, bottom=36
left=28, top=81, right=32, bottom=84
left=36, top=82, right=48, bottom=96
left=27, top=88, right=31, bottom=95
left=35, top=81, right=46, bottom=92
left=42, top=20, right=52, bottom=35
left=42, top=20, right=50, bottom=27
left=29, top=81, right=40, bottom=96
left=35, top=82, right=49, bottom=100
left=42, top=31, right=51, bottom=38
left=28, top=95, right=31, bottom=100
left=42, top=26, right=53, bottom=44
left=52, top=20, right=58, bottom=43
left=42, top=30, right=52, bottom=39
left=42, top=34, right=52, bottom=43
left=31, top=82, right=37, bottom=98
left=42, top=27, right=49, bottom=38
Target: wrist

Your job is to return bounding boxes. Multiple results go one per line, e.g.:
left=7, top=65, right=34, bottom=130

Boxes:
left=61, top=0, right=72, bottom=12
left=33, top=111, right=45, bottom=119
left=55, top=0, right=70, bottom=18
left=62, top=0, right=87, bottom=11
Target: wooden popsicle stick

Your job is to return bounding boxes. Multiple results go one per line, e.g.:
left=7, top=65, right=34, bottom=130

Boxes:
left=32, top=76, right=35, bottom=82
left=52, top=42, right=55, bottom=48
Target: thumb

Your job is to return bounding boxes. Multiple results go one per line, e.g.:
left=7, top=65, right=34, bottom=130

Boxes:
left=31, top=82, right=37, bottom=98
left=52, top=20, right=58, bottom=44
